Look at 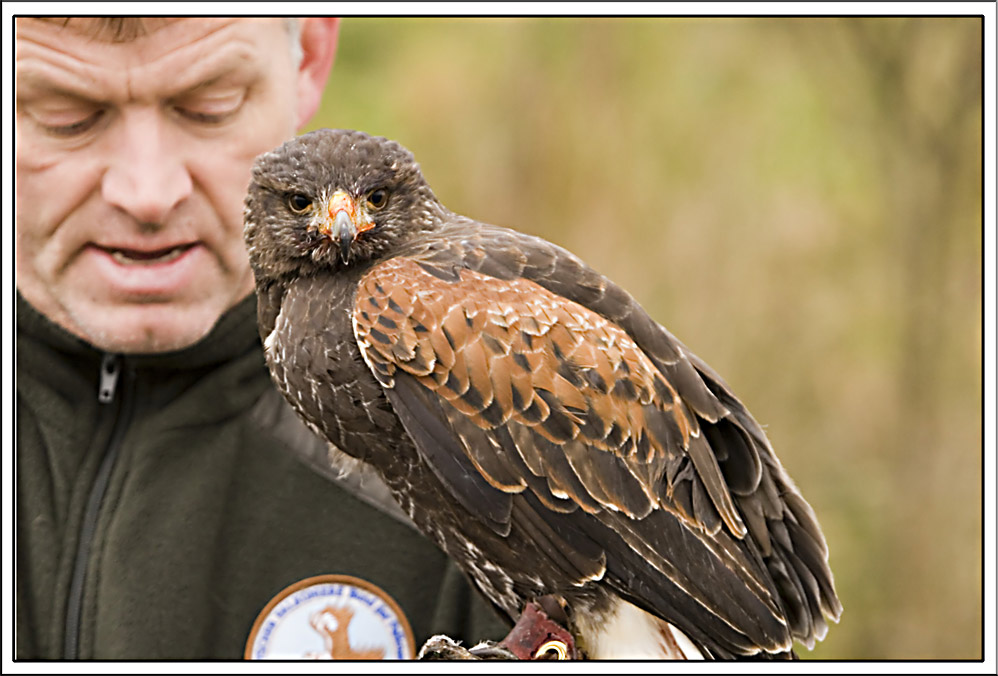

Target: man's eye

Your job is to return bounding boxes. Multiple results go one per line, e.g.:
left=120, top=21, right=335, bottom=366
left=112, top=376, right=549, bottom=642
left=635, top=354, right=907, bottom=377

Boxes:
left=38, top=109, right=105, bottom=137
left=173, top=90, right=245, bottom=125
left=175, top=107, right=236, bottom=125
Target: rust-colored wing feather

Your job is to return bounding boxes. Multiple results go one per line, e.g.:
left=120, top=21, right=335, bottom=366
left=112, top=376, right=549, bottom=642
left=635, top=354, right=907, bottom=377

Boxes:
left=354, top=256, right=743, bottom=533
left=404, top=223, right=841, bottom=647
left=351, top=228, right=840, bottom=655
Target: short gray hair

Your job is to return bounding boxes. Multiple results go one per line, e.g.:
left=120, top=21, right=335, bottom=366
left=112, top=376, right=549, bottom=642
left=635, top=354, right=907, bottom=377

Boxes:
left=284, top=18, right=303, bottom=68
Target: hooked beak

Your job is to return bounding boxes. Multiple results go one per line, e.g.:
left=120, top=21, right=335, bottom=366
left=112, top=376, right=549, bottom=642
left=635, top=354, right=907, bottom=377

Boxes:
left=318, top=190, right=373, bottom=264
left=332, top=210, right=355, bottom=263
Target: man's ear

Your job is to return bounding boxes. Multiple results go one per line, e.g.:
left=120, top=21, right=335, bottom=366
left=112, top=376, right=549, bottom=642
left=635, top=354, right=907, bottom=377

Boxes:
left=295, top=18, right=340, bottom=129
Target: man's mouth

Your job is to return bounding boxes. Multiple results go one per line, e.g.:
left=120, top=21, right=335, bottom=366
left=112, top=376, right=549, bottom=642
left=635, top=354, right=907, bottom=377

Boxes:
left=103, top=244, right=197, bottom=265
left=84, top=241, right=208, bottom=299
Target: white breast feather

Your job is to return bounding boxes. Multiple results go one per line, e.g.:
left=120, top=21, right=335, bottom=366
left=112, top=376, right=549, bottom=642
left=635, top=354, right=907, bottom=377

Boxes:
left=578, top=599, right=704, bottom=660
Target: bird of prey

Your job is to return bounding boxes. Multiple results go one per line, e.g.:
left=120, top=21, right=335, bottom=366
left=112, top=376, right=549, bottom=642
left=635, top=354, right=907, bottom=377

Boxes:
left=243, top=129, right=842, bottom=660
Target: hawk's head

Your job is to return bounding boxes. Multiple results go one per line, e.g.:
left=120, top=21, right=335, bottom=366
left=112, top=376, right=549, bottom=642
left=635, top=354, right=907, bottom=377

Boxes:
left=244, top=129, right=442, bottom=281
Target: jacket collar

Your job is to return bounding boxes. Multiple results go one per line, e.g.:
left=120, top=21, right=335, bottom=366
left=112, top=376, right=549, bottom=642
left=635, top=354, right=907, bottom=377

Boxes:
left=15, top=291, right=262, bottom=371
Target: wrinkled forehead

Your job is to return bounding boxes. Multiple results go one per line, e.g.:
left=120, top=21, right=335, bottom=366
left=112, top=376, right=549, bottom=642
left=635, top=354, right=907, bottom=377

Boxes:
left=16, top=17, right=292, bottom=101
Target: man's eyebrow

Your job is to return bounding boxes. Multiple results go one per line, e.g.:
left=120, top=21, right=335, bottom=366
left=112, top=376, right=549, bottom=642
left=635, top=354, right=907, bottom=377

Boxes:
left=154, top=46, right=265, bottom=99
left=15, top=71, right=101, bottom=104
left=175, top=65, right=256, bottom=96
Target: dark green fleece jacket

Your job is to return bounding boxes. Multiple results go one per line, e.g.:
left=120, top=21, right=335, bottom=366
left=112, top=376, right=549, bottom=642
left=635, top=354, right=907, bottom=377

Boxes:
left=15, top=292, right=508, bottom=660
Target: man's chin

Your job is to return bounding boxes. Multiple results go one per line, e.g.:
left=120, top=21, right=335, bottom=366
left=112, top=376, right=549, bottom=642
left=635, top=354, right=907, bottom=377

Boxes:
left=65, top=300, right=234, bottom=355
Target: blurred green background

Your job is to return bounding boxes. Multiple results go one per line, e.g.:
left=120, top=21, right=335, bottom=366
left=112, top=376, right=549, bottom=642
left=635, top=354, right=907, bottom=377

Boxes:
left=306, top=17, right=983, bottom=660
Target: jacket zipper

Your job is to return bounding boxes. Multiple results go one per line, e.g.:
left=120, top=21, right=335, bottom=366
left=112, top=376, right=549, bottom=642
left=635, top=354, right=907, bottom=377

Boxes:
left=63, top=354, right=133, bottom=658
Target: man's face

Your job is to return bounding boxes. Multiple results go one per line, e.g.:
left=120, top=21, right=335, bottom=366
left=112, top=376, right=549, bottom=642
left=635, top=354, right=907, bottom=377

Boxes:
left=16, top=18, right=301, bottom=353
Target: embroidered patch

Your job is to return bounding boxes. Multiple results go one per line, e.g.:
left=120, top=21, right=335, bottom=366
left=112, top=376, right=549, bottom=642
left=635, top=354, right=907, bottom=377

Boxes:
left=245, top=574, right=415, bottom=660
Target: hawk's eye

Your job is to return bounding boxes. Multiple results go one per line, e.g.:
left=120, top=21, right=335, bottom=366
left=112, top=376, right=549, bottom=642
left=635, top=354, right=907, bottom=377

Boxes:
left=366, top=189, right=389, bottom=211
left=287, top=193, right=312, bottom=214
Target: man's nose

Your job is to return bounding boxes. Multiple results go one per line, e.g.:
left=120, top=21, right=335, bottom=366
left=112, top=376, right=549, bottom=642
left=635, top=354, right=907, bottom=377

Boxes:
left=101, top=107, right=193, bottom=226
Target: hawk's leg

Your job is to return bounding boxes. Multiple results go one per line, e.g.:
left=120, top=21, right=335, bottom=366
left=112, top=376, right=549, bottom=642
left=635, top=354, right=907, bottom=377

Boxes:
left=419, top=597, right=577, bottom=660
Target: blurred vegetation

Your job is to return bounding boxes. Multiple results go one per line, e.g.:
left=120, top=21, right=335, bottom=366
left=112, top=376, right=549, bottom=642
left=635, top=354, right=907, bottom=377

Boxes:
left=307, top=17, right=983, bottom=660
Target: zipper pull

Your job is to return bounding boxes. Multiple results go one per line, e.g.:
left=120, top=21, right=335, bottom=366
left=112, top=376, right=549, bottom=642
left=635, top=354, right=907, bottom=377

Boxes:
left=98, top=354, right=121, bottom=404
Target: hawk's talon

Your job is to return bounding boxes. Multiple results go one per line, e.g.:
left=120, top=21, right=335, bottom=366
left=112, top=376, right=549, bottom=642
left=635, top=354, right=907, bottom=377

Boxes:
left=417, top=635, right=518, bottom=660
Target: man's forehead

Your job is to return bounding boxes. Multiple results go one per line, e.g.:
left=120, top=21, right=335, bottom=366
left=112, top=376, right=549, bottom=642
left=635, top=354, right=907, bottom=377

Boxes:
left=16, top=17, right=288, bottom=100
